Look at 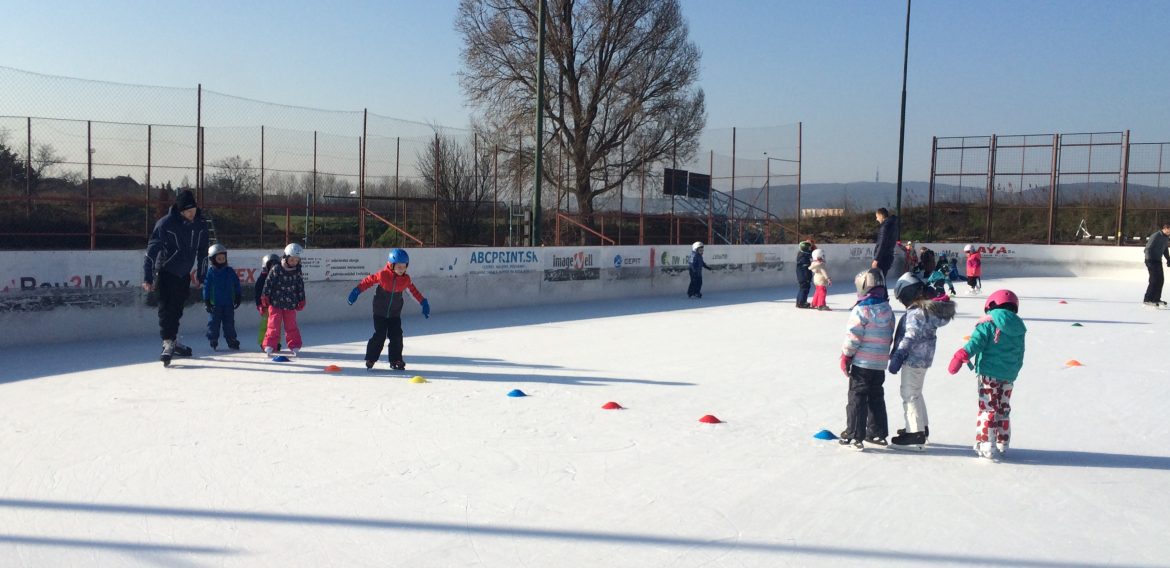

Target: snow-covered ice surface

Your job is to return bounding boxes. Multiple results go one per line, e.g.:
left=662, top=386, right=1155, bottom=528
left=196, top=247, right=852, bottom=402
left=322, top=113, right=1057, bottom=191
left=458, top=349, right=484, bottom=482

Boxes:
left=1, top=276, right=1168, bottom=567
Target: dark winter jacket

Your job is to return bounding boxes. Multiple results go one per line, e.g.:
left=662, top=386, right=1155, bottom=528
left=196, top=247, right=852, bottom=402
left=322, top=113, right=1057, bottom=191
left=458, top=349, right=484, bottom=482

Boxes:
left=1144, top=230, right=1170, bottom=263
left=202, top=264, right=242, bottom=308
left=796, top=249, right=812, bottom=283
left=890, top=297, right=956, bottom=369
left=873, top=216, right=899, bottom=263
left=143, top=202, right=209, bottom=284
left=688, top=251, right=710, bottom=277
left=356, top=264, right=426, bottom=319
left=261, top=260, right=306, bottom=310
left=918, top=249, right=936, bottom=275
left=254, top=269, right=269, bottom=308
left=962, top=308, right=1027, bottom=382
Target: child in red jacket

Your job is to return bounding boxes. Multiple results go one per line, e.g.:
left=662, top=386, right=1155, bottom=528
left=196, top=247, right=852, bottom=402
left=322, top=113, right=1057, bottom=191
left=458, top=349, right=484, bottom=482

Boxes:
left=347, top=248, right=431, bottom=370
left=964, top=244, right=982, bottom=294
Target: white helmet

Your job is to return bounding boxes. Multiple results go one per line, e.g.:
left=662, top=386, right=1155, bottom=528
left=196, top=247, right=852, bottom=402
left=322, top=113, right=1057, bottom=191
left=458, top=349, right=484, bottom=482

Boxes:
left=963, top=244, right=974, bottom=252
left=284, top=243, right=304, bottom=257
left=692, top=241, right=704, bottom=251
left=208, top=243, right=227, bottom=257
left=811, top=249, right=825, bottom=261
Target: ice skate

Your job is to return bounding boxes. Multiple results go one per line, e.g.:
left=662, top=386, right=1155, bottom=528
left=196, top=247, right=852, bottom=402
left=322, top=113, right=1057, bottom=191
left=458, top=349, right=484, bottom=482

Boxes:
left=839, top=438, right=864, bottom=451
left=865, top=436, right=888, bottom=447
left=173, top=342, right=193, bottom=357
left=365, top=360, right=376, bottom=370
left=264, top=346, right=274, bottom=357
left=390, top=359, right=406, bottom=371
left=896, top=425, right=929, bottom=443
left=227, top=339, right=240, bottom=350
left=160, top=340, right=175, bottom=367
left=209, top=340, right=218, bottom=351
left=975, top=441, right=1002, bottom=461
left=890, top=431, right=927, bottom=451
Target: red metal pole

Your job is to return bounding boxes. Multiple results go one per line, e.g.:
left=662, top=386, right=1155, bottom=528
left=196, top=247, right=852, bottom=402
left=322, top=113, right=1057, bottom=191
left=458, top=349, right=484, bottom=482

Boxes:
left=731, top=127, right=737, bottom=244
left=796, top=121, right=803, bottom=238
left=146, top=124, right=152, bottom=237
left=1118, top=129, right=1130, bottom=245
left=639, top=165, right=645, bottom=245
left=87, top=120, right=94, bottom=250
left=261, top=125, right=265, bottom=247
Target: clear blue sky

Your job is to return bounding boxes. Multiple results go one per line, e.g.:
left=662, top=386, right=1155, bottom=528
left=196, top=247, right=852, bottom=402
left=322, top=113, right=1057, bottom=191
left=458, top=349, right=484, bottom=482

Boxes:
left=3, top=0, right=1169, bottom=183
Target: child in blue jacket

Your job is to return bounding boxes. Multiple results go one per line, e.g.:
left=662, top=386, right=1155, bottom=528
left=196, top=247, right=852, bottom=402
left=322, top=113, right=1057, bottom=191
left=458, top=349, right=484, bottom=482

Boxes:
left=687, top=241, right=713, bottom=298
left=202, top=244, right=241, bottom=350
left=948, top=289, right=1027, bottom=460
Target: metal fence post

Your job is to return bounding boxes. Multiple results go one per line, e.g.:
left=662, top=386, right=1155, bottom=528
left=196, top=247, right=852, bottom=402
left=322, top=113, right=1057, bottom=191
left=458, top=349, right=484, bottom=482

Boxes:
left=985, top=134, right=997, bottom=243
left=1117, top=129, right=1130, bottom=245
left=927, top=136, right=937, bottom=241
left=1047, top=134, right=1060, bottom=245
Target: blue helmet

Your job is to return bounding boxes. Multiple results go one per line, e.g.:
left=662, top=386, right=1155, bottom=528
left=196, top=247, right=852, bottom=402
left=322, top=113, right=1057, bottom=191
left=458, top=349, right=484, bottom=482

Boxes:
left=388, top=248, right=409, bottom=265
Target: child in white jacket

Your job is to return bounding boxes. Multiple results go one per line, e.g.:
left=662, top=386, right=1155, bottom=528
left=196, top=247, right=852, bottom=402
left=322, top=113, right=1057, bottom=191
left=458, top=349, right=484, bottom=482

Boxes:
left=810, top=249, right=832, bottom=310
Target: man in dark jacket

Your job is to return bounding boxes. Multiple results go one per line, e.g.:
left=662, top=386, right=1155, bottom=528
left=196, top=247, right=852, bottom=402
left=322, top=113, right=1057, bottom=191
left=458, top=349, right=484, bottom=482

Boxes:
left=143, top=189, right=209, bottom=365
left=871, top=208, right=899, bottom=280
left=1143, top=223, right=1170, bottom=307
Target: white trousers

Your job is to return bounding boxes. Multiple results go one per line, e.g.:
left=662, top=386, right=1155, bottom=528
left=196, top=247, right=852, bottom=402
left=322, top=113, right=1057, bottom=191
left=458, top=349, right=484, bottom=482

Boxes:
left=900, top=365, right=929, bottom=433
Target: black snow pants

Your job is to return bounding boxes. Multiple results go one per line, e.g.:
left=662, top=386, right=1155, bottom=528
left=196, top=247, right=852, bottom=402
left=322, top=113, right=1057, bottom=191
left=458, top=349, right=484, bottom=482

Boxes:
left=366, top=315, right=404, bottom=363
left=845, top=365, right=889, bottom=442
left=156, top=271, right=191, bottom=341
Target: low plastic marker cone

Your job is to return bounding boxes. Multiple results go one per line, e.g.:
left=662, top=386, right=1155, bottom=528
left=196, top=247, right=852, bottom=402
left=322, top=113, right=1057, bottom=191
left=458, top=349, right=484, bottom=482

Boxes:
left=324, top=364, right=342, bottom=373
left=813, top=429, right=838, bottom=440
left=698, top=414, right=723, bottom=424
left=272, top=355, right=290, bottom=362
left=507, top=389, right=527, bottom=397
left=1066, top=359, right=1084, bottom=367
left=410, top=376, right=427, bottom=384
left=1071, top=323, right=1083, bottom=327
left=1058, top=300, right=1068, bottom=304
left=601, top=401, right=623, bottom=410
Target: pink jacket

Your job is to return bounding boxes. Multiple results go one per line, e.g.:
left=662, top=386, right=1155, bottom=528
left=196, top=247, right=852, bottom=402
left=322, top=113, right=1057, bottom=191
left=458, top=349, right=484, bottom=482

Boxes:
left=966, top=251, right=982, bottom=277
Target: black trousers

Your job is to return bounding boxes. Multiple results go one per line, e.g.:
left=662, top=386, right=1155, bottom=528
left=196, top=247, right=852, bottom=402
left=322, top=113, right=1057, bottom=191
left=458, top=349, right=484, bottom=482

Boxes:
left=875, top=255, right=893, bottom=282
left=156, top=271, right=190, bottom=341
left=845, top=365, right=888, bottom=441
left=1145, top=259, right=1164, bottom=303
left=365, top=315, right=404, bottom=363
left=687, top=272, right=703, bottom=297
left=796, top=277, right=811, bottom=306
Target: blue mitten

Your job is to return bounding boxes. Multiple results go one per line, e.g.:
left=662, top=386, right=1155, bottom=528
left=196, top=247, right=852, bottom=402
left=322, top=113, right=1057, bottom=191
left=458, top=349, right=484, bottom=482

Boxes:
left=421, top=299, right=431, bottom=319
left=888, top=351, right=907, bottom=374
left=347, top=286, right=361, bottom=305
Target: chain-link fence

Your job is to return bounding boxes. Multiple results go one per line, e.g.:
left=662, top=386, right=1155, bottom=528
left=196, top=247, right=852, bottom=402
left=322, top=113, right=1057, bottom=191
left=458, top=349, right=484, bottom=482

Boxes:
left=1, top=65, right=804, bottom=250
left=928, top=131, right=1170, bottom=245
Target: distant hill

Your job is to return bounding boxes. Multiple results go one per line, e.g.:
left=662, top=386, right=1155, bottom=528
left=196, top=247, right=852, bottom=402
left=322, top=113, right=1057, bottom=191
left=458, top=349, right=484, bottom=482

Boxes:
left=612, top=180, right=1168, bottom=216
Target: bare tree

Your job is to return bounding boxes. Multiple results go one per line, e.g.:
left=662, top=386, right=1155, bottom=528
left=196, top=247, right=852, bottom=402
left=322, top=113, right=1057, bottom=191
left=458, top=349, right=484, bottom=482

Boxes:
left=32, top=144, right=64, bottom=178
left=457, top=0, right=706, bottom=227
left=417, top=131, right=494, bottom=245
left=206, top=155, right=260, bottom=202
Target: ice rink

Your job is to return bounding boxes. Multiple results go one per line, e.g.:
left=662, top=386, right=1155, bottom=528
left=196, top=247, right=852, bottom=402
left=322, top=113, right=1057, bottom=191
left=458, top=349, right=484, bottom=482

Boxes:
left=2, top=275, right=1168, bottom=567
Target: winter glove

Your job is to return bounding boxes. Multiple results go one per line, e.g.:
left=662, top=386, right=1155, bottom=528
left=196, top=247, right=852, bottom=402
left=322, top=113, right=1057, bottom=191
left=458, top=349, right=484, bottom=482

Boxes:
left=260, top=296, right=271, bottom=309
left=888, top=351, right=907, bottom=375
left=233, top=295, right=241, bottom=310
left=295, top=300, right=305, bottom=311
left=947, top=348, right=971, bottom=375
left=421, top=299, right=431, bottom=319
left=204, top=301, right=213, bottom=313
left=347, top=286, right=361, bottom=305
left=840, top=355, right=853, bottom=378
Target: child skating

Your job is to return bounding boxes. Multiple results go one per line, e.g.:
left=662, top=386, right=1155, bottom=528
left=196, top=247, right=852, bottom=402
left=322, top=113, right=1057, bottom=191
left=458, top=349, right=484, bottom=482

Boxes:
left=795, top=240, right=813, bottom=308
left=202, top=243, right=242, bottom=350
left=254, top=253, right=282, bottom=351
left=888, top=272, right=955, bottom=449
left=687, top=241, right=713, bottom=299
left=964, top=244, right=982, bottom=294
left=947, top=289, right=1027, bottom=460
left=838, top=269, right=895, bottom=450
left=347, top=248, right=431, bottom=370
left=809, top=248, right=832, bottom=310
left=260, top=243, right=306, bottom=357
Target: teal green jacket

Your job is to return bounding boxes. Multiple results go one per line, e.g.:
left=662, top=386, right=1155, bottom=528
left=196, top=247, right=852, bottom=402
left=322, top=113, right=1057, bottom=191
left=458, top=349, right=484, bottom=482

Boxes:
left=962, top=309, right=1026, bottom=382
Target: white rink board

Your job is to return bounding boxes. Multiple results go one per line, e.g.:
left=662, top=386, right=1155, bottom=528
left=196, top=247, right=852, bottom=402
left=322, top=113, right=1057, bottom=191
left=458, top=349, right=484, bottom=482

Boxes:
left=0, top=243, right=1150, bottom=347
